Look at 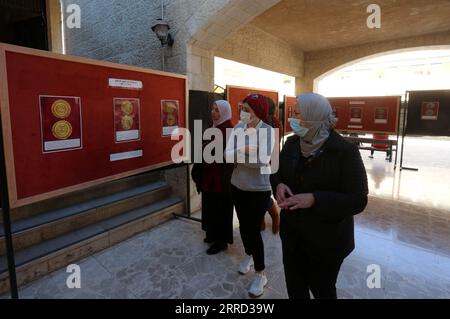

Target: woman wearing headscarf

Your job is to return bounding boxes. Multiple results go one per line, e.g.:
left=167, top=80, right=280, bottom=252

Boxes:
left=192, top=100, right=234, bottom=255
left=270, top=93, right=368, bottom=299
left=225, top=94, right=275, bottom=298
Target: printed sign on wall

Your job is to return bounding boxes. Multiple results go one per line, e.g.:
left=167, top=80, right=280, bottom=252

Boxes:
left=40, top=95, right=83, bottom=153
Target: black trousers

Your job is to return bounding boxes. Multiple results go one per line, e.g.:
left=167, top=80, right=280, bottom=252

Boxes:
left=280, top=211, right=344, bottom=299
left=201, top=191, right=234, bottom=244
left=232, top=185, right=271, bottom=272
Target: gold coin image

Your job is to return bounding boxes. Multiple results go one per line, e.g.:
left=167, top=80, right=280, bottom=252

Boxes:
left=166, top=114, right=176, bottom=126
left=164, top=102, right=177, bottom=113
left=121, top=100, right=134, bottom=115
left=51, top=100, right=72, bottom=119
left=52, top=120, right=73, bottom=140
left=121, top=115, right=134, bottom=130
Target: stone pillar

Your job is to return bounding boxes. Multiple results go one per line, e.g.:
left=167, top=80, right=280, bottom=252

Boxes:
left=160, top=44, right=213, bottom=213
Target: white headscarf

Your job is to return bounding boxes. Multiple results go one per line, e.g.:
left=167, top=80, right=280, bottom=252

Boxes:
left=213, top=100, right=232, bottom=127
left=296, top=93, right=337, bottom=157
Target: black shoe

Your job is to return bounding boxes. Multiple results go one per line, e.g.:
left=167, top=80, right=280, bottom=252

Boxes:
left=204, top=237, right=214, bottom=244
left=206, top=242, right=227, bottom=255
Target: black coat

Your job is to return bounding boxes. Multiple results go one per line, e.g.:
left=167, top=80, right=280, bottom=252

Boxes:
left=271, top=130, right=368, bottom=259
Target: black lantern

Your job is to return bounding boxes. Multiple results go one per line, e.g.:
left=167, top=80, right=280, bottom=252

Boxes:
left=151, top=19, right=174, bottom=47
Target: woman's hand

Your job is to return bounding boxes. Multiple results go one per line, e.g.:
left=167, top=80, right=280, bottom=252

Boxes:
left=276, top=183, right=294, bottom=203
left=278, top=193, right=316, bottom=210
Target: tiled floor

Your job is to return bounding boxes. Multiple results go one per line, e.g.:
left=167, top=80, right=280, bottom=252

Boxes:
left=7, top=197, right=449, bottom=299
left=363, top=136, right=450, bottom=211
left=1, top=136, right=449, bottom=299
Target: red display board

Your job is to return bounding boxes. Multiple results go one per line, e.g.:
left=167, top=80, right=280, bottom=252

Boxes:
left=327, top=96, right=400, bottom=135
left=0, top=44, right=188, bottom=208
left=226, top=85, right=279, bottom=126
left=283, top=95, right=297, bottom=135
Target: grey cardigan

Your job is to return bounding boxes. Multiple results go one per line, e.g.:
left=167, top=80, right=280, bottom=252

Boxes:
left=225, top=121, right=275, bottom=192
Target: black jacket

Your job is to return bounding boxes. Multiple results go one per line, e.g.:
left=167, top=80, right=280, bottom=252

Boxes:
left=271, top=130, right=368, bottom=259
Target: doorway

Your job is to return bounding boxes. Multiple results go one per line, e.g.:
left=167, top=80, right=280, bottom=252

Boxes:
left=0, top=0, right=48, bottom=50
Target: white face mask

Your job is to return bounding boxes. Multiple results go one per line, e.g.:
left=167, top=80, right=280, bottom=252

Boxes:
left=240, top=111, right=251, bottom=124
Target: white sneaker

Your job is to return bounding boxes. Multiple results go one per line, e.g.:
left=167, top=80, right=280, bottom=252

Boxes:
left=248, top=272, right=268, bottom=297
left=238, top=255, right=254, bottom=274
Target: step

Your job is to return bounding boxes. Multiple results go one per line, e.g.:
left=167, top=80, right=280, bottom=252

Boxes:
left=4, top=171, right=162, bottom=222
left=0, top=181, right=171, bottom=255
left=0, top=196, right=184, bottom=294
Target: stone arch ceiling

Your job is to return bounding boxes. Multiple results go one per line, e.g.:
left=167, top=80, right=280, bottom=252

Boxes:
left=250, top=0, right=450, bottom=52
left=188, top=0, right=282, bottom=50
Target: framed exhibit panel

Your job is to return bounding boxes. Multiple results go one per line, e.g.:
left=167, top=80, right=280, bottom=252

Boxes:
left=0, top=43, right=188, bottom=208
left=40, top=95, right=83, bottom=152
left=406, top=90, right=450, bottom=136
left=226, top=85, right=279, bottom=126
left=161, top=100, right=180, bottom=137
left=327, top=96, right=401, bottom=134
left=283, top=95, right=297, bottom=135
left=420, top=101, right=439, bottom=121
left=113, top=98, right=141, bottom=143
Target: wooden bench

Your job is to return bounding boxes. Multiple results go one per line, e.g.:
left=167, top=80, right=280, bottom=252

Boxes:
left=342, top=136, right=398, bottom=162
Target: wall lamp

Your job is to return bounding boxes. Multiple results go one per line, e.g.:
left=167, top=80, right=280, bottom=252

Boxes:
left=151, top=18, right=174, bottom=47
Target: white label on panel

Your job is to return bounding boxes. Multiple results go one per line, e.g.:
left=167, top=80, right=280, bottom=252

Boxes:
left=108, top=78, right=143, bottom=89
left=421, top=115, right=438, bottom=120
left=348, top=125, right=363, bottom=129
left=44, top=139, right=81, bottom=151
left=110, top=150, right=143, bottom=162
left=349, top=101, right=365, bottom=105
left=162, top=126, right=178, bottom=136
left=116, top=130, right=139, bottom=142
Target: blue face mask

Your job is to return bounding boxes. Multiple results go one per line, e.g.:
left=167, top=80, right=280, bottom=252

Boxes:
left=289, top=118, right=309, bottom=138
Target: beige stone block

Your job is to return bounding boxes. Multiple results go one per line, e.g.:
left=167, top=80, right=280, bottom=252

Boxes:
left=47, top=234, right=109, bottom=272
left=187, top=54, right=202, bottom=74
left=109, top=222, right=143, bottom=246
left=0, top=276, right=10, bottom=295
left=188, top=45, right=212, bottom=59
left=201, top=57, right=213, bottom=75
left=16, top=259, right=50, bottom=288
left=12, top=231, right=43, bottom=251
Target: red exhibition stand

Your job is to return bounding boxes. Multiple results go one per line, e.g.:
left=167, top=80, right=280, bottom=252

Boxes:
left=0, top=44, right=188, bottom=209
left=0, top=43, right=189, bottom=297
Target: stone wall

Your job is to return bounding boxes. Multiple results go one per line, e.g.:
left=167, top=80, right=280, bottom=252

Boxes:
left=215, top=24, right=304, bottom=78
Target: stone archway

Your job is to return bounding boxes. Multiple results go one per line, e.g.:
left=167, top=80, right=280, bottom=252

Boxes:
left=298, top=31, right=450, bottom=94
left=185, top=0, right=281, bottom=91
left=313, top=45, right=450, bottom=92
